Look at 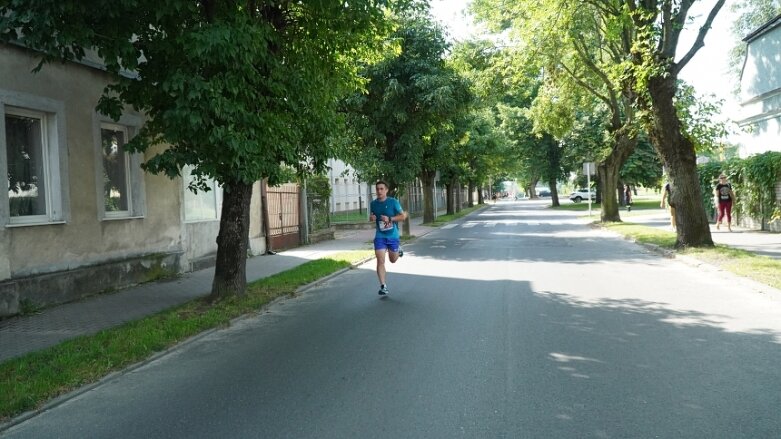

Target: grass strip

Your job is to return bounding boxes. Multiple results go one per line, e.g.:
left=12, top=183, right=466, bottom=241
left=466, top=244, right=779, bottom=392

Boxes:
left=425, top=205, right=485, bottom=226
left=0, top=250, right=373, bottom=422
left=682, top=246, right=781, bottom=291
left=330, top=211, right=367, bottom=223
left=604, top=222, right=781, bottom=291
left=552, top=199, right=660, bottom=212
left=601, top=222, right=678, bottom=249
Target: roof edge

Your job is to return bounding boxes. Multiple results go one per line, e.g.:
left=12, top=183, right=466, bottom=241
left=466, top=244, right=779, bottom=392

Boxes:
left=743, top=13, right=781, bottom=43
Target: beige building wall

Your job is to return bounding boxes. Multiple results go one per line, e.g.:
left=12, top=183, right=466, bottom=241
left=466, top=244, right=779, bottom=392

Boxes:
left=1, top=44, right=183, bottom=276
left=249, top=180, right=268, bottom=255
left=0, top=43, right=268, bottom=315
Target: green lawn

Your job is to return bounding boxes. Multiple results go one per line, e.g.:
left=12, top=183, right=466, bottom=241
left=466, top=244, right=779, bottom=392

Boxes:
left=552, top=198, right=660, bottom=212
left=330, top=211, right=367, bottom=223
left=424, top=205, right=486, bottom=226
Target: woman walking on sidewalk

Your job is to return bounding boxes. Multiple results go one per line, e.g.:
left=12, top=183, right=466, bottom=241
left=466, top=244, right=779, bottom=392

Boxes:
left=369, top=180, right=407, bottom=298
left=624, top=184, right=632, bottom=211
left=714, top=173, right=736, bottom=231
left=661, top=181, right=676, bottom=231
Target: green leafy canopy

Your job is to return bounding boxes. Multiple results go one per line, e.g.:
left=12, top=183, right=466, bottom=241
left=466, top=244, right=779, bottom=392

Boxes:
left=341, top=7, right=474, bottom=192
left=1, top=0, right=402, bottom=190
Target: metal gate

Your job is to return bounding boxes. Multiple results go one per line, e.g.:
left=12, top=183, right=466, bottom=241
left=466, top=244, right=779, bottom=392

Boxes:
left=266, top=182, right=300, bottom=250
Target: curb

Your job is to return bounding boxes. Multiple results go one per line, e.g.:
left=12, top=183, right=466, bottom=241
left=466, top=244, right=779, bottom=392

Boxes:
left=635, top=241, right=676, bottom=259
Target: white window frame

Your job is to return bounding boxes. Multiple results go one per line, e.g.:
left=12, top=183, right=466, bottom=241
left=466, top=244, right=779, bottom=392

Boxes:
left=0, top=90, right=68, bottom=227
left=93, top=114, right=145, bottom=220
left=100, top=123, right=132, bottom=218
left=183, top=165, right=222, bottom=223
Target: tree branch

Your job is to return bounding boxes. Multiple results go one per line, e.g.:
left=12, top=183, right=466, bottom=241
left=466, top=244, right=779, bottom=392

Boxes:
left=674, top=0, right=727, bottom=74
left=583, top=0, right=618, bottom=17
left=658, top=0, right=672, bottom=54
left=571, top=36, right=617, bottom=103
left=661, top=0, right=694, bottom=56
left=560, top=61, right=610, bottom=106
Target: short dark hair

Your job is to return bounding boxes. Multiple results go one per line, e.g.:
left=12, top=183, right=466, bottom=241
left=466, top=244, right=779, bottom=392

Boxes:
left=375, top=180, right=388, bottom=189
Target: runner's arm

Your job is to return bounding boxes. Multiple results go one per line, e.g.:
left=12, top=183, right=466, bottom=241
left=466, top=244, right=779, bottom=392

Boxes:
left=392, top=211, right=407, bottom=222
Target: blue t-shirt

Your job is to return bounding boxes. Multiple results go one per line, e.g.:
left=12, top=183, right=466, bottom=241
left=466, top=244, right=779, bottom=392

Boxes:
left=371, top=197, right=403, bottom=239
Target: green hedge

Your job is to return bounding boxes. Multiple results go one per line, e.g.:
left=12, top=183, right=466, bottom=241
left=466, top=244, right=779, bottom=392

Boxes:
left=698, top=151, right=781, bottom=226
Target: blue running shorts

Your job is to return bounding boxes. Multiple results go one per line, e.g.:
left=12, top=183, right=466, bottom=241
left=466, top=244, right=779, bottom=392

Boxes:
left=374, top=237, right=401, bottom=252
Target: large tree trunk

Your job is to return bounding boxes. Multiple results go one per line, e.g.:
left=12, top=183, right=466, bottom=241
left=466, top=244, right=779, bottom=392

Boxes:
left=401, top=190, right=411, bottom=237
left=598, top=132, right=637, bottom=222
left=598, top=163, right=621, bottom=222
left=445, top=182, right=454, bottom=215
left=444, top=183, right=451, bottom=215
left=210, top=181, right=253, bottom=300
left=529, top=177, right=540, bottom=199
left=645, top=75, right=713, bottom=247
left=467, top=181, right=475, bottom=207
left=455, top=179, right=462, bottom=213
left=420, top=169, right=436, bottom=223
left=548, top=177, right=560, bottom=207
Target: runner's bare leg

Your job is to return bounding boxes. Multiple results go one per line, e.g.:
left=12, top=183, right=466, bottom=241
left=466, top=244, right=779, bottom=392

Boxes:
left=375, top=249, right=387, bottom=285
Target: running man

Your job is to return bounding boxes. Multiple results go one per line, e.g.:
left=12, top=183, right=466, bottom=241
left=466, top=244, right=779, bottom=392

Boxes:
left=369, top=180, right=407, bottom=298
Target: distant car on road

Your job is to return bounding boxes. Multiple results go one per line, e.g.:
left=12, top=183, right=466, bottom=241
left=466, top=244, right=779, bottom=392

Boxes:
left=537, top=189, right=551, bottom=197
left=569, top=189, right=595, bottom=203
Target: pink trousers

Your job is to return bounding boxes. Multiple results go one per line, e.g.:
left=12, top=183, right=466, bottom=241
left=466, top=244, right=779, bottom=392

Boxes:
left=717, top=201, right=732, bottom=224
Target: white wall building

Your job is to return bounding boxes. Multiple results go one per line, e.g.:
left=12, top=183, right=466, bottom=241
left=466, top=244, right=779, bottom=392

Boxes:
left=327, top=159, right=370, bottom=216
left=737, top=14, right=781, bottom=157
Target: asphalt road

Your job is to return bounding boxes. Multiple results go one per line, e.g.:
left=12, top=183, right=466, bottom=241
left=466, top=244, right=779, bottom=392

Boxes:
left=4, top=200, right=781, bottom=438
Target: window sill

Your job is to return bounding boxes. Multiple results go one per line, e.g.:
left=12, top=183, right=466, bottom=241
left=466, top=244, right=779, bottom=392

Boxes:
left=102, top=215, right=145, bottom=221
left=184, top=218, right=220, bottom=224
left=6, top=220, right=67, bottom=228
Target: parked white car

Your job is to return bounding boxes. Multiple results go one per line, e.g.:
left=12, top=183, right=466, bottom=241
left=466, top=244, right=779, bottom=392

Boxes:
left=569, top=189, right=595, bottom=203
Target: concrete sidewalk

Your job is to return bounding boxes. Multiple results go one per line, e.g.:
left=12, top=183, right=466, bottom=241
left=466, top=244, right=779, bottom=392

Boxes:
left=623, top=208, right=781, bottom=260
left=0, top=217, right=438, bottom=363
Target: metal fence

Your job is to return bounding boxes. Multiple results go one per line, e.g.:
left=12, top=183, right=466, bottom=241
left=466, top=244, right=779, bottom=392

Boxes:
left=404, top=180, right=450, bottom=215
left=266, top=183, right=300, bottom=249
left=307, top=189, right=330, bottom=233
left=330, top=184, right=371, bottom=223
left=329, top=179, right=454, bottom=222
